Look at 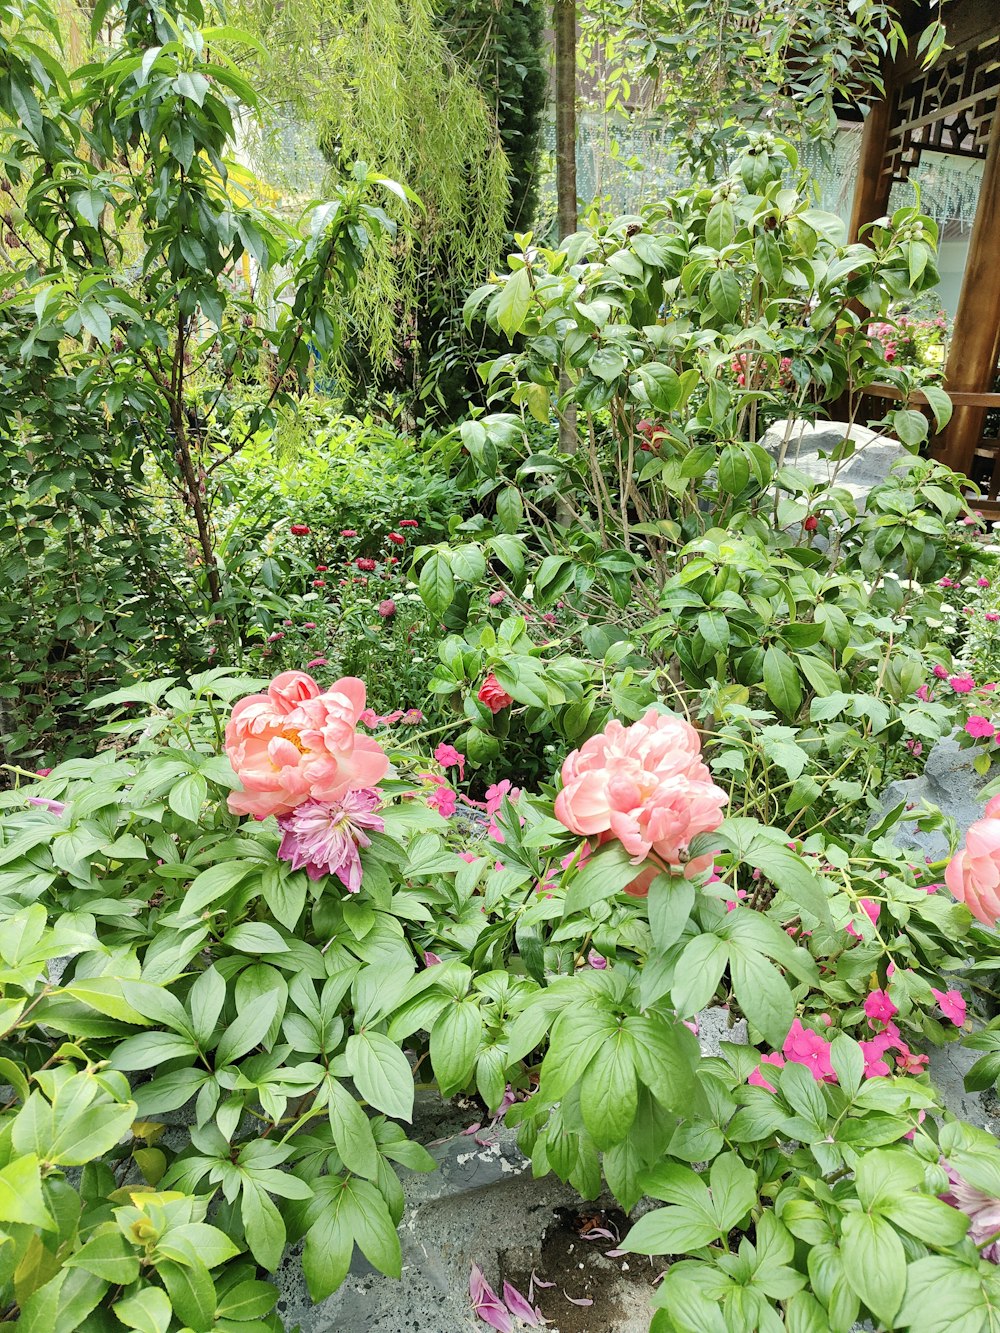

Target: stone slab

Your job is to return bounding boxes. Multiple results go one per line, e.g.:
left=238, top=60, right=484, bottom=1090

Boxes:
left=759, top=417, right=909, bottom=505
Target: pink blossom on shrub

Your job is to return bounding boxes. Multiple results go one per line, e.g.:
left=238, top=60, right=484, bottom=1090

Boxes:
left=932, top=988, right=967, bottom=1026
left=864, top=989, right=897, bottom=1025
left=945, top=794, right=1000, bottom=924
left=553, top=709, right=727, bottom=891
left=966, top=716, right=996, bottom=739
left=858, top=1038, right=892, bottom=1079
left=275, top=789, right=384, bottom=891
left=426, top=782, right=458, bottom=818
left=781, top=1019, right=835, bottom=1081
left=933, top=664, right=949, bottom=679
left=748, top=1052, right=785, bottom=1093
left=845, top=897, right=880, bottom=938
left=434, top=743, right=466, bottom=778
left=225, top=672, right=388, bottom=819
left=478, top=674, right=514, bottom=713
left=950, top=674, right=977, bottom=693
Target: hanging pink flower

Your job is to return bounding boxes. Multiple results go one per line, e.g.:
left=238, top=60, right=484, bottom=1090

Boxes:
left=966, top=716, right=996, bottom=739
left=276, top=789, right=384, bottom=891
left=553, top=709, right=727, bottom=889
left=225, top=672, right=388, bottom=819
left=478, top=674, right=514, bottom=713
left=932, top=988, right=967, bottom=1026
left=945, top=795, right=1000, bottom=924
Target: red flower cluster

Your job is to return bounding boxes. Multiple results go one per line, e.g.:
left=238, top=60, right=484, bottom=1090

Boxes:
left=356, top=558, right=377, bottom=572
left=290, top=524, right=310, bottom=536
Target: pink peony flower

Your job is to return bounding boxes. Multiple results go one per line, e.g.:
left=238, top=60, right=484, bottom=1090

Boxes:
left=378, top=599, right=397, bottom=619
left=945, top=795, right=1000, bottom=924
left=940, top=1167, right=1000, bottom=1260
left=966, top=716, right=996, bottom=739
left=915, top=684, right=932, bottom=702
left=478, top=674, right=514, bottom=714
left=748, top=1052, right=785, bottom=1094
left=553, top=709, right=727, bottom=892
left=864, top=989, right=897, bottom=1025
left=225, top=673, right=389, bottom=820
left=933, top=664, right=950, bottom=679
left=782, top=1018, right=835, bottom=1081
left=932, top=988, right=966, bottom=1026
left=434, top=743, right=466, bottom=779
left=950, top=675, right=977, bottom=693
left=275, top=789, right=384, bottom=891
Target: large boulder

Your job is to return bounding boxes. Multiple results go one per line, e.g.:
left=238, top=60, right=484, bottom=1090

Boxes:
left=759, top=418, right=909, bottom=506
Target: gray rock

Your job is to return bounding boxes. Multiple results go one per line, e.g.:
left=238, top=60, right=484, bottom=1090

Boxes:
left=872, top=734, right=999, bottom=859
left=759, top=417, right=909, bottom=506
left=696, top=1005, right=748, bottom=1055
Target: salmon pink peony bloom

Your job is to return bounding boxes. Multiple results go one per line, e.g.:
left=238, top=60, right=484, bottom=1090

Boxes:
left=225, top=672, right=389, bottom=820
left=945, top=794, right=1000, bottom=924
left=553, top=709, right=727, bottom=888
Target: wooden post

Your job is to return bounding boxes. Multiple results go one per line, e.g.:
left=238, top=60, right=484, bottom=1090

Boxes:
left=848, top=89, right=896, bottom=243
left=934, top=108, right=1000, bottom=476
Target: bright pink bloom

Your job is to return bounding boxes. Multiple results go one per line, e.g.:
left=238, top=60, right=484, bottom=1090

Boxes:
left=225, top=673, right=389, bottom=819
left=276, top=789, right=383, bottom=891
left=782, top=1019, right=834, bottom=1081
left=939, top=578, right=957, bottom=588
left=748, top=1052, right=785, bottom=1094
left=946, top=795, right=1000, bottom=924
left=434, top=743, right=466, bottom=779
left=356, top=557, right=376, bottom=572
left=290, top=523, right=310, bottom=536
left=554, top=709, right=727, bottom=891
left=987, top=613, right=1000, bottom=623
left=378, top=599, right=397, bottom=618
left=858, top=1039, right=892, bottom=1078
left=915, top=684, right=932, bottom=702
left=340, top=529, right=357, bottom=537
left=267, top=632, right=284, bottom=642
left=488, top=592, right=505, bottom=606
left=905, top=739, right=923, bottom=756
left=933, top=664, right=950, bottom=679
left=306, top=656, right=329, bottom=668
left=864, top=989, right=897, bottom=1025
left=951, top=675, right=977, bottom=693
left=457, top=852, right=477, bottom=864
left=897, top=1050, right=929, bottom=1075
left=932, top=988, right=966, bottom=1026
left=587, top=950, right=608, bottom=970
left=484, top=779, right=519, bottom=816
left=966, top=716, right=996, bottom=739
left=427, top=783, right=458, bottom=818
left=980, top=578, right=991, bottom=587
left=984, top=684, right=998, bottom=693
left=34, top=768, right=52, bottom=777
left=399, top=519, right=419, bottom=528
left=387, top=532, right=405, bottom=545
left=478, top=674, right=514, bottom=714
left=27, top=796, right=66, bottom=816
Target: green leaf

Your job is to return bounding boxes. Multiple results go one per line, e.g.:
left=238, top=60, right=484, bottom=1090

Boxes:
left=113, top=1287, right=173, bottom=1333
left=626, top=1014, right=705, bottom=1115
left=168, top=772, right=208, bottom=822
left=158, top=1256, right=216, bottom=1332
left=495, top=266, right=532, bottom=340
left=841, top=1211, right=906, bottom=1326
left=215, top=988, right=282, bottom=1066
left=328, top=1079, right=380, bottom=1179
left=728, top=943, right=793, bottom=1046
left=921, top=384, right=952, bottom=433
left=646, top=875, right=694, bottom=952
left=708, top=268, right=741, bottom=321
left=418, top=551, right=455, bottom=617
left=223, top=922, right=289, bottom=954
left=65, top=1229, right=141, bottom=1284
left=429, top=1000, right=482, bottom=1097
left=708, top=1152, right=757, bottom=1230
left=495, top=486, right=524, bottom=534
left=763, top=644, right=802, bottom=718
left=579, top=1028, right=638, bottom=1149
left=670, top=934, right=729, bottom=1016
left=638, top=364, right=682, bottom=413
left=540, top=1002, right=619, bottom=1101
left=562, top=841, right=643, bottom=916
left=240, top=1178, right=286, bottom=1271
left=183, top=860, right=256, bottom=914
left=892, top=408, right=929, bottom=449
left=346, top=1031, right=414, bottom=1122
left=0, top=1153, right=53, bottom=1228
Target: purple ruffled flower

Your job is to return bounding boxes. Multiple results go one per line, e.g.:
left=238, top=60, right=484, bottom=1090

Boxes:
left=275, top=789, right=383, bottom=892
left=941, top=1164, right=1000, bottom=1261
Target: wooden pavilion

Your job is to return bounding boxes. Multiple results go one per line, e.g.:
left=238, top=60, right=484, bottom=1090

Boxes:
left=845, top=0, right=1000, bottom=504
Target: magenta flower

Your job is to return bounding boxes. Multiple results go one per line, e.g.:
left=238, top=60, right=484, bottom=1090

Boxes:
left=905, top=739, right=923, bottom=756
left=748, top=1051, right=785, bottom=1093
left=426, top=782, right=458, bottom=819
left=864, top=988, right=898, bottom=1025
left=858, top=1038, right=892, bottom=1079
left=915, top=684, right=932, bottom=702
left=586, top=950, right=608, bottom=970
left=939, top=577, right=957, bottom=588
left=932, top=988, right=966, bottom=1026
left=423, top=950, right=442, bottom=967
left=933, top=664, right=950, bottom=679
left=782, top=1018, right=835, bottom=1081
left=846, top=897, right=880, bottom=939
left=987, top=613, right=1000, bottom=623
left=897, top=1049, right=929, bottom=1075
left=306, top=656, right=329, bottom=668
left=488, top=591, right=505, bottom=606
left=275, top=789, right=384, bottom=891
left=951, top=675, right=977, bottom=693
left=966, top=716, right=996, bottom=739
left=484, top=779, right=521, bottom=816
left=979, top=578, right=991, bottom=588
left=434, top=742, right=466, bottom=779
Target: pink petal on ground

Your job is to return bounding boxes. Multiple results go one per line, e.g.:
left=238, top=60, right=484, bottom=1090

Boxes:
left=470, top=1266, right=514, bottom=1333
left=564, top=1293, right=594, bottom=1306
left=502, top=1281, right=544, bottom=1326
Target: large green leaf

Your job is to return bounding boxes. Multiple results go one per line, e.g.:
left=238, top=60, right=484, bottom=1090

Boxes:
left=346, top=1031, right=414, bottom=1122
left=429, top=1000, right=482, bottom=1098
left=841, top=1211, right=906, bottom=1326
left=579, top=1028, right=638, bottom=1149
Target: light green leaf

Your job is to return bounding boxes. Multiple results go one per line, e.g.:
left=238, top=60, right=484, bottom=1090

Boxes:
left=346, top=1031, right=414, bottom=1122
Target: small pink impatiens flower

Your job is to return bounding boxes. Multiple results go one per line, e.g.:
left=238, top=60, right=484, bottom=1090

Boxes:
left=782, top=1018, right=835, bottom=1082
left=932, top=988, right=967, bottom=1026
left=275, top=789, right=384, bottom=891
left=864, top=988, right=898, bottom=1025
left=434, top=742, right=466, bottom=779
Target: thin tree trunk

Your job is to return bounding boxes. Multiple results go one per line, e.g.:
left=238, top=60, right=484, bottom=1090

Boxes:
left=554, top=0, right=578, bottom=485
